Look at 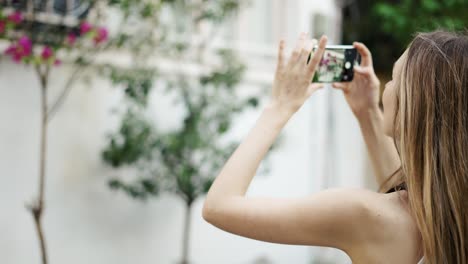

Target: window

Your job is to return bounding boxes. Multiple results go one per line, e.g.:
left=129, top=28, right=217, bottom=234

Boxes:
left=311, top=13, right=329, bottom=39
left=222, top=0, right=274, bottom=45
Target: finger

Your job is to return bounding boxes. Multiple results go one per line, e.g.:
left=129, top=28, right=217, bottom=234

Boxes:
left=298, top=38, right=314, bottom=65
left=331, top=82, right=347, bottom=89
left=353, top=42, right=373, bottom=67
left=306, top=39, right=317, bottom=65
left=353, top=65, right=367, bottom=74
left=297, top=38, right=312, bottom=65
left=306, top=38, right=318, bottom=64
left=307, top=35, right=328, bottom=74
left=306, top=83, right=325, bottom=97
left=275, top=39, right=286, bottom=74
left=332, top=82, right=350, bottom=93
left=289, top=32, right=307, bottom=65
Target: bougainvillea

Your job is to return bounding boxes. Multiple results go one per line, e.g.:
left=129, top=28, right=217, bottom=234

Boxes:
left=4, top=36, right=32, bottom=62
left=7, top=11, right=23, bottom=25
left=0, top=6, right=111, bottom=264
left=0, top=9, right=108, bottom=66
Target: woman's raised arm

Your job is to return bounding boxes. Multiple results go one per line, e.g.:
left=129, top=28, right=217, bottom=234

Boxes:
left=202, top=33, right=387, bottom=253
left=332, top=42, right=401, bottom=192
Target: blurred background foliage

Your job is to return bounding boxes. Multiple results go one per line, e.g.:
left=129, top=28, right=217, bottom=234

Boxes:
left=342, top=0, right=467, bottom=80
left=99, top=1, right=279, bottom=263
left=101, top=49, right=265, bottom=202
left=100, top=0, right=272, bottom=203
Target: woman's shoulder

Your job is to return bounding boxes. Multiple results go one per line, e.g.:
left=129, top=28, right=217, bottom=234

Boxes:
left=348, top=189, right=422, bottom=263
left=321, top=186, right=410, bottom=216
left=378, top=190, right=417, bottom=235
left=360, top=188, right=416, bottom=236
left=314, top=187, right=417, bottom=243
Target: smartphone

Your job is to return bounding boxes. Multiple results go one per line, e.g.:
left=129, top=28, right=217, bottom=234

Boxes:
left=307, top=45, right=360, bottom=83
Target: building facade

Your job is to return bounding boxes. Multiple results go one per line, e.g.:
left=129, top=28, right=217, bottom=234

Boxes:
left=0, top=1, right=374, bottom=263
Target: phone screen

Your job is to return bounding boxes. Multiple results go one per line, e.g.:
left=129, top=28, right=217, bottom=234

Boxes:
left=308, top=45, right=360, bottom=83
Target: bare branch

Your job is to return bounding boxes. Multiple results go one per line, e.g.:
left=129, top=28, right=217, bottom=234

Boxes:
left=47, top=43, right=111, bottom=122
left=46, top=66, right=84, bottom=121
left=27, top=64, right=50, bottom=264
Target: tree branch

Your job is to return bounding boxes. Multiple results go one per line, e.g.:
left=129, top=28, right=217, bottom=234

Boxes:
left=47, top=43, right=110, bottom=122
left=26, top=64, right=51, bottom=264
left=46, top=66, right=84, bottom=121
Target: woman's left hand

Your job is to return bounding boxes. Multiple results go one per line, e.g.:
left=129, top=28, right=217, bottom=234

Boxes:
left=268, top=33, right=328, bottom=114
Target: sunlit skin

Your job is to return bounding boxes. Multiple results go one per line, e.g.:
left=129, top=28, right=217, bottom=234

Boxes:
left=332, top=43, right=404, bottom=191
left=203, top=33, right=422, bottom=264
left=382, top=50, right=408, bottom=138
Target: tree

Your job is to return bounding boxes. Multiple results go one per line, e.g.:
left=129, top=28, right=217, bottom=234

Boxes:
left=2, top=1, right=276, bottom=263
left=0, top=0, right=191, bottom=263
left=374, top=0, right=467, bottom=47
left=341, top=0, right=467, bottom=74
left=0, top=2, right=112, bottom=263
left=100, top=1, right=279, bottom=263
left=340, top=0, right=467, bottom=109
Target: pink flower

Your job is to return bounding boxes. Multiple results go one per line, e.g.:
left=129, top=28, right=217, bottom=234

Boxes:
left=80, top=22, right=92, bottom=35
left=41, top=46, right=53, bottom=60
left=4, top=45, right=14, bottom=55
left=4, top=36, right=33, bottom=63
left=0, top=20, right=5, bottom=34
left=54, top=59, right=62, bottom=66
left=18, top=36, right=32, bottom=56
left=7, top=11, right=23, bottom=25
left=12, top=53, right=22, bottom=63
left=66, top=33, right=77, bottom=45
left=5, top=45, right=22, bottom=63
left=4, top=44, right=18, bottom=56
left=319, top=58, right=330, bottom=66
left=93, top=27, right=108, bottom=44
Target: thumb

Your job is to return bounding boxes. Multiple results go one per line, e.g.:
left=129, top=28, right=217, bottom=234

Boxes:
left=332, top=82, right=350, bottom=94
left=332, top=82, right=348, bottom=90
left=353, top=65, right=368, bottom=74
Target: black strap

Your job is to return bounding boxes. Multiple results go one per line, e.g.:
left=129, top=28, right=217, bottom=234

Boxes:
left=385, top=182, right=407, bottom=194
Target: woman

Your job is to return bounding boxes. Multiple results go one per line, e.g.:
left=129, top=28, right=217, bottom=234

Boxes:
left=202, top=31, right=467, bottom=264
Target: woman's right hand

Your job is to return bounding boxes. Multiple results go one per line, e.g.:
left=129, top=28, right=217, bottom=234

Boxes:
left=332, top=42, right=381, bottom=118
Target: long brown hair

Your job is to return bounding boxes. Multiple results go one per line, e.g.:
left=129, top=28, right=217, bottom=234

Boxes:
left=391, top=30, right=468, bottom=264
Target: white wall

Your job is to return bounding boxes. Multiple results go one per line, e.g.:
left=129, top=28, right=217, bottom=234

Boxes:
left=0, top=1, right=372, bottom=264
left=0, top=64, right=317, bottom=264
left=0, top=66, right=323, bottom=264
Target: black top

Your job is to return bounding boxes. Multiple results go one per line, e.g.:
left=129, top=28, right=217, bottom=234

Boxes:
left=385, top=182, right=407, bottom=193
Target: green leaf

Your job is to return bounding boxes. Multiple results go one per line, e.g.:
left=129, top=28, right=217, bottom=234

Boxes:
left=108, top=179, right=123, bottom=190
left=140, top=179, right=159, bottom=195
left=422, top=0, right=440, bottom=11
left=217, top=120, right=230, bottom=133
left=246, top=97, right=259, bottom=107
left=102, top=110, right=155, bottom=167
left=202, top=178, right=215, bottom=193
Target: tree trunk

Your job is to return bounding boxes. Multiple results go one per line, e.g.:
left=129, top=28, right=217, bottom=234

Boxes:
left=179, top=201, right=192, bottom=264
left=27, top=66, right=50, bottom=264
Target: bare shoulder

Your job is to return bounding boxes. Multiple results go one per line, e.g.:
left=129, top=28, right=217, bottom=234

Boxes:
left=368, top=190, right=418, bottom=237
left=347, top=189, right=422, bottom=263
left=318, top=187, right=417, bottom=235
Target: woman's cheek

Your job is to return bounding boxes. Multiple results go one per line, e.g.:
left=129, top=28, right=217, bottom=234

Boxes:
left=382, top=84, right=393, bottom=137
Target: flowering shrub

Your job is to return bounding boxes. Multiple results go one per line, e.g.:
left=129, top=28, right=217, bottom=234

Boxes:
left=0, top=9, right=108, bottom=66
left=319, top=52, right=341, bottom=72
